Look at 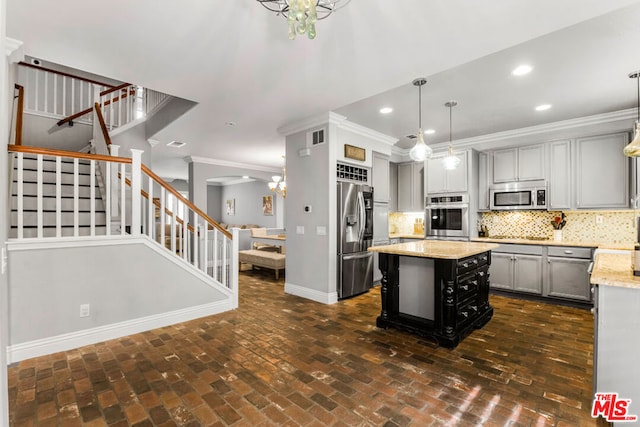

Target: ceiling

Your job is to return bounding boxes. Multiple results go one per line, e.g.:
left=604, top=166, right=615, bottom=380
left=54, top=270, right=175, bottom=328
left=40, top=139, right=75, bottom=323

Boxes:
left=7, top=0, right=640, bottom=181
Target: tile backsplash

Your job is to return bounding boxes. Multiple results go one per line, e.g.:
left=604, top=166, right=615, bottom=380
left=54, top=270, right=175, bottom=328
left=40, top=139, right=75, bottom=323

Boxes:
left=479, top=210, right=637, bottom=244
left=389, top=212, right=425, bottom=235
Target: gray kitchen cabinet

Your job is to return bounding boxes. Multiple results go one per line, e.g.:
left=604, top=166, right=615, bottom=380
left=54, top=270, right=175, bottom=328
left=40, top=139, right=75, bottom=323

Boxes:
left=489, top=253, right=514, bottom=290
left=478, top=152, right=490, bottom=211
left=490, top=244, right=543, bottom=295
left=547, top=246, right=593, bottom=301
left=389, top=162, right=398, bottom=212
left=426, top=151, right=468, bottom=194
left=397, top=161, right=424, bottom=212
left=371, top=239, right=390, bottom=284
left=594, top=284, right=640, bottom=422
left=575, top=133, right=629, bottom=209
left=493, top=145, right=545, bottom=183
left=548, top=140, right=572, bottom=210
left=372, top=152, right=390, bottom=203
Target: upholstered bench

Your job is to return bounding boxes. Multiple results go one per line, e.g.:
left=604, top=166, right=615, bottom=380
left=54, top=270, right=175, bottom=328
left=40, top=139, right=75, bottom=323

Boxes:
left=238, top=249, right=286, bottom=279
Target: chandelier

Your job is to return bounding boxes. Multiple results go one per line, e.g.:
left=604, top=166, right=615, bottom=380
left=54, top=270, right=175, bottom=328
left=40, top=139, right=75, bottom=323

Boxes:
left=257, top=0, right=351, bottom=39
left=268, top=159, right=286, bottom=198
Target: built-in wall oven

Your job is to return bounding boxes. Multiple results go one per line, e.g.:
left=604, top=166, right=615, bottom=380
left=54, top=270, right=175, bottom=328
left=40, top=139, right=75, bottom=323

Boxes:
left=425, top=193, right=469, bottom=239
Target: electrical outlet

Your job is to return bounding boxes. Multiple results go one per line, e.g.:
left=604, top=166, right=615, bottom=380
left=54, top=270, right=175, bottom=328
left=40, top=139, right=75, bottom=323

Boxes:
left=80, top=304, right=90, bottom=318
left=596, top=215, right=604, bottom=224
left=296, top=226, right=304, bottom=235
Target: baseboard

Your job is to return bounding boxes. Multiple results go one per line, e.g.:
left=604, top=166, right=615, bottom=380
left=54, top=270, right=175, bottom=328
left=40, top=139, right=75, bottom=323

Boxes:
left=7, top=300, right=232, bottom=364
left=284, top=282, right=338, bottom=305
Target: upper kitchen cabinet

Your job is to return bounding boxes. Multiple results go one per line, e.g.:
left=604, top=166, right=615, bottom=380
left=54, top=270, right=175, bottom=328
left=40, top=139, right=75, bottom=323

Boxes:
left=548, top=140, right=572, bottom=210
left=493, top=145, right=545, bottom=183
left=389, top=162, right=398, bottom=212
left=575, top=133, right=629, bottom=209
left=397, top=161, right=424, bottom=212
left=478, top=152, right=490, bottom=211
left=372, top=152, right=390, bottom=203
left=426, top=150, right=468, bottom=194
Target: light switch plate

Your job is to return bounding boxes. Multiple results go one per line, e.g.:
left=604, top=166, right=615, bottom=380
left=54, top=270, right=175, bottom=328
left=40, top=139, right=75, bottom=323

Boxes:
left=317, top=226, right=326, bottom=236
left=296, top=226, right=304, bottom=235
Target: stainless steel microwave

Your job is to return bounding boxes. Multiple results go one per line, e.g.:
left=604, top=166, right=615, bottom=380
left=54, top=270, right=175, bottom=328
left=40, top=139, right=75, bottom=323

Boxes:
left=489, top=182, right=547, bottom=210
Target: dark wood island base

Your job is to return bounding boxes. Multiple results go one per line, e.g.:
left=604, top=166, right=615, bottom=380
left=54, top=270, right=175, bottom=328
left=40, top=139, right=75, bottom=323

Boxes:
left=370, top=241, right=498, bottom=349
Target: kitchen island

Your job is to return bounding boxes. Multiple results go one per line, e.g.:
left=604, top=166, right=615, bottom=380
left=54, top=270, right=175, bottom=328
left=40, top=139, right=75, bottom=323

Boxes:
left=369, top=240, right=499, bottom=348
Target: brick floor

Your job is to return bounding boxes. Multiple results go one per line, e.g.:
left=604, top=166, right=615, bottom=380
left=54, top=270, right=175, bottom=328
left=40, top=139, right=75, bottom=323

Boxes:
left=8, top=267, right=605, bottom=426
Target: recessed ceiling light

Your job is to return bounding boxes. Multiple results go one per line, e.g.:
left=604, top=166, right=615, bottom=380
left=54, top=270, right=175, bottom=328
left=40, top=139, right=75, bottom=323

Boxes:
left=167, top=140, right=186, bottom=148
left=379, top=107, right=393, bottom=114
left=225, top=121, right=236, bottom=126
left=424, top=129, right=435, bottom=135
left=512, top=65, right=533, bottom=76
left=242, top=176, right=249, bottom=179
left=535, top=104, right=552, bottom=111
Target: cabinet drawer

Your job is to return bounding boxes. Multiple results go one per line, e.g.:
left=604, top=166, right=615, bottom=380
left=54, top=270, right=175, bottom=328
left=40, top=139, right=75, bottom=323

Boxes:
left=547, top=246, right=593, bottom=259
left=457, top=299, right=480, bottom=325
left=458, top=273, right=479, bottom=301
left=493, top=244, right=543, bottom=255
left=457, top=256, right=479, bottom=274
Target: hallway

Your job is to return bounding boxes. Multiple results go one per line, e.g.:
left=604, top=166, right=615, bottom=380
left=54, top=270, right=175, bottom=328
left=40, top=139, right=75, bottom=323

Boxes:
left=8, top=269, right=597, bottom=426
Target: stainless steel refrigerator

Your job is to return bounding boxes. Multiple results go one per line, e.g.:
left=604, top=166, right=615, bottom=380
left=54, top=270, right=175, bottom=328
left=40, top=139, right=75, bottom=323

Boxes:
left=337, top=182, right=373, bottom=299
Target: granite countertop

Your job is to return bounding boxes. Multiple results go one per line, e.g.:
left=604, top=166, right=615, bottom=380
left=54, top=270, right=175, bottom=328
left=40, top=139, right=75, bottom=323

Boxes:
left=389, top=233, right=424, bottom=239
left=368, top=240, right=499, bottom=259
left=471, top=237, right=633, bottom=251
left=590, top=251, right=640, bottom=289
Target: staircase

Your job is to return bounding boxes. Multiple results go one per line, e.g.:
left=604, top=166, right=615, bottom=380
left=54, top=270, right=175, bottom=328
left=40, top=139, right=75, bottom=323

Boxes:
left=5, top=60, right=238, bottom=364
left=10, top=154, right=107, bottom=238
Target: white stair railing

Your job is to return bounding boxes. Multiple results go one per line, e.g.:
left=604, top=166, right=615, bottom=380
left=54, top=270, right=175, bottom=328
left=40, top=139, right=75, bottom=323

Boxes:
left=7, top=145, right=237, bottom=296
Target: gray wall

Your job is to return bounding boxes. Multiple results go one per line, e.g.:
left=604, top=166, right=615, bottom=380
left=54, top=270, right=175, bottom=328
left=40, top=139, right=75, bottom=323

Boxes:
left=207, top=185, right=223, bottom=221
left=1, top=4, right=12, bottom=422
left=189, top=160, right=283, bottom=228
left=285, top=125, right=335, bottom=296
left=23, top=114, right=93, bottom=151
left=8, top=241, right=227, bottom=345
left=110, top=121, right=153, bottom=166
left=218, top=180, right=282, bottom=227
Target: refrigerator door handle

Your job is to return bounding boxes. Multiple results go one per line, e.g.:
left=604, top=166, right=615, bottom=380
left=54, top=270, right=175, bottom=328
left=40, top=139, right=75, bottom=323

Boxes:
left=357, top=191, right=366, bottom=242
left=342, top=251, right=373, bottom=261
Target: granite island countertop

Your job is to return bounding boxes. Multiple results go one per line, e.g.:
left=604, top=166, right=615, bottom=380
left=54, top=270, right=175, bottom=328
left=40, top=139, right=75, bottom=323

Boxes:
left=368, top=240, right=499, bottom=259
left=472, top=237, right=633, bottom=251
left=590, top=251, right=640, bottom=289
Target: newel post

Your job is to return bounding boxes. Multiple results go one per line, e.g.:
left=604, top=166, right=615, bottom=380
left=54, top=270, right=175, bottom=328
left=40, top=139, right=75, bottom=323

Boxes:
left=130, top=149, right=143, bottom=236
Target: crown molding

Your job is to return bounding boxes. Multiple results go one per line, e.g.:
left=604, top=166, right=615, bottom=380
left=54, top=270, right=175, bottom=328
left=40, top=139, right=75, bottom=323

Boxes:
left=337, top=119, right=398, bottom=146
left=5, top=37, right=23, bottom=60
left=277, top=111, right=346, bottom=136
left=444, top=108, right=636, bottom=151
left=186, top=156, right=280, bottom=173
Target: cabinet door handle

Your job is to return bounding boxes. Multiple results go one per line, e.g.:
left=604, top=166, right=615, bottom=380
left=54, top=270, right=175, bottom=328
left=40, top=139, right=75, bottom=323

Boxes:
left=462, top=262, right=469, bottom=268
left=564, top=250, right=573, bottom=254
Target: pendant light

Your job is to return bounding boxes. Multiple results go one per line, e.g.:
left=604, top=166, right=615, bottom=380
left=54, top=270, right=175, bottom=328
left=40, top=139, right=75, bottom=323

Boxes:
left=442, top=100, right=461, bottom=170
left=623, top=70, right=640, bottom=157
left=409, top=78, right=432, bottom=161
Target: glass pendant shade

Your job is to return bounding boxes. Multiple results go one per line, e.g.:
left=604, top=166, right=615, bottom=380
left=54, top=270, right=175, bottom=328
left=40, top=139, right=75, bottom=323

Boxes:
left=258, top=0, right=350, bottom=40
left=410, top=78, right=432, bottom=162
left=409, top=131, right=432, bottom=161
left=268, top=159, right=287, bottom=197
left=442, top=147, right=462, bottom=170
left=623, top=122, right=640, bottom=157
left=624, top=71, right=640, bottom=157
left=441, top=100, right=460, bottom=169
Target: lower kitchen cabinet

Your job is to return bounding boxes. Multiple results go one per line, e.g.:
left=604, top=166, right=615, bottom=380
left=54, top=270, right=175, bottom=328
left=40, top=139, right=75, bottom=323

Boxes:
left=546, top=246, right=593, bottom=301
left=490, top=243, right=594, bottom=304
left=490, top=251, right=543, bottom=295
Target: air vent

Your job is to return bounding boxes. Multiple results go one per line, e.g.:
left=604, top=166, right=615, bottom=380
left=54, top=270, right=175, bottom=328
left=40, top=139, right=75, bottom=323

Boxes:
left=166, top=140, right=186, bottom=148
left=405, top=134, right=417, bottom=140
left=309, top=128, right=326, bottom=146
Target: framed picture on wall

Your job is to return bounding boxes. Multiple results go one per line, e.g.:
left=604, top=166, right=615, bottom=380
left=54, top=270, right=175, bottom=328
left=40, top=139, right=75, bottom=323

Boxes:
left=226, top=199, right=235, bottom=216
left=263, top=195, right=273, bottom=216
